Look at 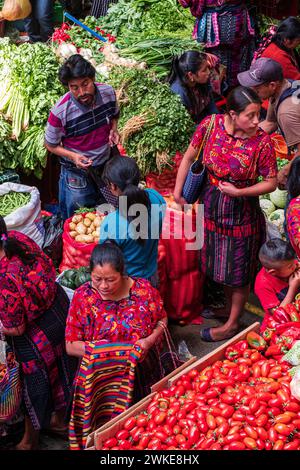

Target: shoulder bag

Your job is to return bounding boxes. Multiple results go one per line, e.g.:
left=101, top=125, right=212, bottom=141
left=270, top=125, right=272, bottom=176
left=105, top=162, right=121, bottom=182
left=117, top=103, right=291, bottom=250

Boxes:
left=182, top=114, right=216, bottom=204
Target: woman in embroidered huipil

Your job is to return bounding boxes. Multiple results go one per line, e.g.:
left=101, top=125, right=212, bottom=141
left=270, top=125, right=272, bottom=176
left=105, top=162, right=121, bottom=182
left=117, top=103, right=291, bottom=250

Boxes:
left=0, top=216, right=75, bottom=450
left=179, top=0, right=256, bottom=88
left=66, top=241, right=179, bottom=450
left=174, top=86, right=277, bottom=341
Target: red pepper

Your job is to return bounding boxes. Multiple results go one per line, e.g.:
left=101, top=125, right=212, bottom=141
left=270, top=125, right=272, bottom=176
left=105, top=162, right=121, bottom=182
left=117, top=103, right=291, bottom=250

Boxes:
left=273, top=306, right=291, bottom=324
left=246, top=332, right=267, bottom=351
left=284, top=303, right=300, bottom=322
left=267, top=317, right=279, bottom=329
left=275, top=322, right=300, bottom=334
left=265, top=344, right=286, bottom=357
left=262, top=328, right=275, bottom=343
left=224, top=340, right=248, bottom=359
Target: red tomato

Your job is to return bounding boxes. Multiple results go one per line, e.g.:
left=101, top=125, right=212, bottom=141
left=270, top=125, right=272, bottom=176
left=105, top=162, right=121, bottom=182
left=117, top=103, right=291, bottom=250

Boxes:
left=274, top=423, right=293, bottom=436
left=244, top=437, right=257, bottom=449
left=188, top=425, right=200, bottom=445
left=123, top=417, right=137, bottom=431
left=285, top=402, right=300, bottom=412
left=154, top=430, right=168, bottom=443
left=228, top=441, right=246, bottom=450
left=256, top=438, right=265, bottom=450
left=173, top=424, right=181, bottom=435
left=148, top=438, right=162, bottom=450
left=188, top=369, right=199, bottom=379
left=268, top=427, right=278, bottom=443
left=104, top=437, right=117, bottom=448
left=277, top=389, right=290, bottom=402
left=284, top=439, right=300, bottom=450
left=275, top=413, right=292, bottom=424
left=175, top=434, right=187, bottom=444
left=118, top=439, right=132, bottom=450
left=198, top=420, right=209, bottom=434
left=115, top=429, right=130, bottom=440
left=244, top=425, right=258, bottom=440
left=216, top=422, right=230, bottom=437
left=220, top=405, right=235, bottom=418
left=136, top=415, right=148, bottom=427
left=261, top=362, right=271, bottom=377
left=256, top=427, right=268, bottom=440
left=272, top=439, right=284, bottom=450
left=268, top=397, right=283, bottom=408
left=206, top=414, right=217, bottom=430
left=220, top=393, right=236, bottom=405
left=138, top=435, right=150, bottom=449
left=154, top=411, right=167, bottom=425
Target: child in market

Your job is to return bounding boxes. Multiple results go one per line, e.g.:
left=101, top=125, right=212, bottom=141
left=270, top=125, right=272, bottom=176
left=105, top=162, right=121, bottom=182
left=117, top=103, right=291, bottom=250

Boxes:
left=254, top=238, right=300, bottom=330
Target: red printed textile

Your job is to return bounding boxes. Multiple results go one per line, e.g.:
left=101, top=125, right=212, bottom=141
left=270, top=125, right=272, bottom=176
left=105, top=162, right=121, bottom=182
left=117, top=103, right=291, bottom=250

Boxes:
left=287, top=197, right=300, bottom=259
left=0, top=231, right=57, bottom=328
left=192, top=115, right=277, bottom=183
left=65, top=278, right=165, bottom=342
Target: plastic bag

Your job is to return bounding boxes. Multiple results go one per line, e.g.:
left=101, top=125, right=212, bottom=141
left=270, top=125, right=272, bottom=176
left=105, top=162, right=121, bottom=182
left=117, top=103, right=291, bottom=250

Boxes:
left=290, top=367, right=300, bottom=401
left=42, top=215, right=64, bottom=269
left=0, top=0, right=31, bottom=20
left=283, top=340, right=300, bottom=366
left=178, top=340, right=193, bottom=362
left=1, top=182, right=44, bottom=247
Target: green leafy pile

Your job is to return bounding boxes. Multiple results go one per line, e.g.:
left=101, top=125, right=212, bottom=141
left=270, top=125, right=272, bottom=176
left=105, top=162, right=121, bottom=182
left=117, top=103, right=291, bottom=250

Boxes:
left=105, top=67, right=194, bottom=175
left=101, top=0, right=194, bottom=42
left=0, top=39, right=63, bottom=176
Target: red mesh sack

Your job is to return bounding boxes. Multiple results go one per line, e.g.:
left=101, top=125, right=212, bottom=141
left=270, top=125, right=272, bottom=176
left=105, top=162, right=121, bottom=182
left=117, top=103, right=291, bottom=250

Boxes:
left=145, top=152, right=183, bottom=196
left=59, top=214, right=99, bottom=272
left=163, top=270, right=204, bottom=324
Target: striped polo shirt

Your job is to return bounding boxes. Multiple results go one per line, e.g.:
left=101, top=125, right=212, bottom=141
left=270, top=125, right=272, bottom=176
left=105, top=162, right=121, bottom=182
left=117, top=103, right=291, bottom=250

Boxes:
left=45, top=83, right=119, bottom=167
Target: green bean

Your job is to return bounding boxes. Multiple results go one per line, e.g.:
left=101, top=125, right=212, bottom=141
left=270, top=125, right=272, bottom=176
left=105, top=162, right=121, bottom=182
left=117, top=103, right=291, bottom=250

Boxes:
left=0, top=191, right=30, bottom=217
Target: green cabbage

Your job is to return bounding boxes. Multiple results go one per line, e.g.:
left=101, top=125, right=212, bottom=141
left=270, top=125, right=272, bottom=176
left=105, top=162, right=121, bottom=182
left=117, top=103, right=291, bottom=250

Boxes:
left=268, top=209, right=285, bottom=233
left=260, top=198, right=276, bottom=216
left=270, top=188, right=288, bottom=209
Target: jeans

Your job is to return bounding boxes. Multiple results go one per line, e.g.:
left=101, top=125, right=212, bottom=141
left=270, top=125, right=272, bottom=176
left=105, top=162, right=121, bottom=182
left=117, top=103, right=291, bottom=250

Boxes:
left=59, top=166, right=107, bottom=220
left=24, top=0, right=54, bottom=43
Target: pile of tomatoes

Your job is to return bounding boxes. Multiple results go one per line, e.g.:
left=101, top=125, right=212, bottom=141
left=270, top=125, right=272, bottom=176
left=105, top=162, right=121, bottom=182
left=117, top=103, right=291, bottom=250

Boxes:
left=101, top=346, right=300, bottom=450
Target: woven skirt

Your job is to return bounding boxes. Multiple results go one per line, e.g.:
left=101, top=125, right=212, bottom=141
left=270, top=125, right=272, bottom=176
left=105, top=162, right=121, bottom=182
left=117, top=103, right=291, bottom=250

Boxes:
left=200, top=184, right=266, bottom=287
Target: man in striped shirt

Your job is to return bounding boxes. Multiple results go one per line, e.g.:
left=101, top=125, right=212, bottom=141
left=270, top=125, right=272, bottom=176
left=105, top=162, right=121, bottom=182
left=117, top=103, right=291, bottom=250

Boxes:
left=45, top=54, right=120, bottom=219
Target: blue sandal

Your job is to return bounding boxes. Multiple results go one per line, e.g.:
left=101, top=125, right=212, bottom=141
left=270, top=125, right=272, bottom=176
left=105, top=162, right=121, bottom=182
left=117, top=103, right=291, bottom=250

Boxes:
left=200, top=327, right=215, bottom=342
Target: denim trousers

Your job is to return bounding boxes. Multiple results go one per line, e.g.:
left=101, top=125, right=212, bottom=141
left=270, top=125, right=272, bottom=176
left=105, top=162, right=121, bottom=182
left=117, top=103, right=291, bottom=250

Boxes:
left=59, top=166, right=107, bottom=220
left=24, top=0, right=54, bottom=42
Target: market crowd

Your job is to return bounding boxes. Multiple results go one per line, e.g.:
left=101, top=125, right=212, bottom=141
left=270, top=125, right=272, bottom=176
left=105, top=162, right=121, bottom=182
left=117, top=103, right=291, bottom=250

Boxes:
left=1, top=0, right=300, bottom=451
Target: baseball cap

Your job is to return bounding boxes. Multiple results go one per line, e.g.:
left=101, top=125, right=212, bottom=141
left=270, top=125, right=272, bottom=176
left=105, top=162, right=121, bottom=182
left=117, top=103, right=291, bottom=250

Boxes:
left=237, top=58, right=284, bottom=87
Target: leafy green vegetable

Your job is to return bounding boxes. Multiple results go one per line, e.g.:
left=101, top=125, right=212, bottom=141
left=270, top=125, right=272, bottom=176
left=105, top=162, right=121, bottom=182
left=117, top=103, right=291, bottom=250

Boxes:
left=104, top=66, right=194, bottom=175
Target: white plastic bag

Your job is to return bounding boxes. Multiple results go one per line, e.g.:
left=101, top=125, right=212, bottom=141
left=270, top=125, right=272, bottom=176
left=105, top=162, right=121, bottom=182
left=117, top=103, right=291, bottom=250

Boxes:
left=290, top=367, right=300, bottom=401
left=283, top=340, right=300, bottom=366
left=0, top=182, right=44, bottom=247
left=0, top=0, right=31, bottom=21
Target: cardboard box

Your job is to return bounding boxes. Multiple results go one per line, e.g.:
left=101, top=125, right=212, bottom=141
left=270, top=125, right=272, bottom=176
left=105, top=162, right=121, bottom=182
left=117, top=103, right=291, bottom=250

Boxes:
left=87, top=322, right=260, bottom=449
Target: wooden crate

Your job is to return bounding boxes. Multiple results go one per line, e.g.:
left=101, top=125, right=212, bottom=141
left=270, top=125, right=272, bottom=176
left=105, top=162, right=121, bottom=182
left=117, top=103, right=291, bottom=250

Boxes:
left=87, top=322, right=260, bottom=450
left=151, top=356, right=197, bottom=392
left=167, top=322, right=260, bottom=387
left=91, top=393, right=156, bottom=450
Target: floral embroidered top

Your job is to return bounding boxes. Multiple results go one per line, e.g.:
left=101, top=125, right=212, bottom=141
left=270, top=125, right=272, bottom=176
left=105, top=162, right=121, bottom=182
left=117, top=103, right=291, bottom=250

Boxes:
left=179, top=0, right=247, bottom=18
left=0, top=231, right=57, bottom=328
left=65, top=278, right=166, bottom=343
left=192, top=114, right=277, bottom=186
left=286, top=197, right=300, bottom=258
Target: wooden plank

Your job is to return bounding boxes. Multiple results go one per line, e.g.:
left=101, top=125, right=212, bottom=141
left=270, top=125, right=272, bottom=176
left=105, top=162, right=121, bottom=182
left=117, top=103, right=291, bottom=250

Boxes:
left=93, top=394, right=156, bottom=450
left=167, top=322, right=260, bottom=387
left=151, top=356, right=197, bottom=392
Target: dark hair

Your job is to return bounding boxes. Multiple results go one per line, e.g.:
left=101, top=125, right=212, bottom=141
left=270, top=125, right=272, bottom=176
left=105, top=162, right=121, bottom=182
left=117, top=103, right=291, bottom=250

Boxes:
left=103, top=156, right=150, bottom=244
left=0, top=216, right=35, bottom=265
left=259, top=238, right=296, bottom=268
left=168, top=51, right=209, bottom=120
left=168, top=51, right=208, bottom=86
left=58, top=54, right=96, bottom=86
left=287, top=155, right=300, bottom=202
left=226, top=86, right=262, bottom=114
left=90, top=240, right=125, bottom=275
left=273, top=17, right=300, bottom=49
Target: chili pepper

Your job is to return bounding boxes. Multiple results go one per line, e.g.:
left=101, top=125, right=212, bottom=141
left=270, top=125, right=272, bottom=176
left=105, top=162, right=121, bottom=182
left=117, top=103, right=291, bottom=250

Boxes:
left=262, top=328, right=275, bottom=343
left=265, top=344, right=287, bottom=357
left=246, top=332, right=267, bottom=351
left=273, top=307, right=291, bottom=324
left=225, top=340, right=248, bottom=359
left=275, top=322, right=300, bottom=335
left=284, top=303, right=300, bottom=322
